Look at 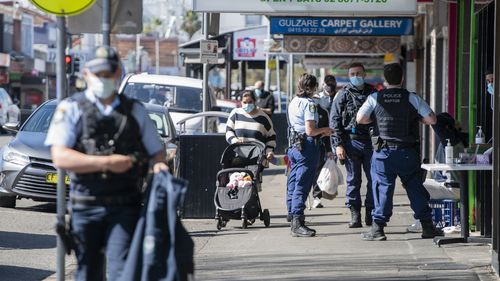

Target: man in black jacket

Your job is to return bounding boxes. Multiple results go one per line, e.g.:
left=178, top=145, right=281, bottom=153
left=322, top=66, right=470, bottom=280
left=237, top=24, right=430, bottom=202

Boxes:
left=254, top=80, right=275, bottom=116
left=330, top=62, right=376, bottom=228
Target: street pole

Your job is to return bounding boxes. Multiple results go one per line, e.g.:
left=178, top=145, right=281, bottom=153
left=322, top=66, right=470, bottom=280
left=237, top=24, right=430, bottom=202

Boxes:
left=56, top=16, right=67, bottom=281
left=156, top=32, right=160, bottom=74
left=276, top=55, right=281, bottom=113
left=492, top=0, right=500, bottom=273
left=202, top=12, right=209, bottom=132
left=136, top=34, right=141, bottom=72
left=102, top=0, right=111, bottom=45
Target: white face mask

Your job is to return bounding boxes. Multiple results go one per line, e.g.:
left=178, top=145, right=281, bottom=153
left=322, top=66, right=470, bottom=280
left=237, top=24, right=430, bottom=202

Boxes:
left=88, top=75, right=116, bottom=99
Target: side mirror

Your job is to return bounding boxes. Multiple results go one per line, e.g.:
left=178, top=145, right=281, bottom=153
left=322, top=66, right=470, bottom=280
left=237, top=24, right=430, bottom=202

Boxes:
left=3, top=122, right=20, bottom=133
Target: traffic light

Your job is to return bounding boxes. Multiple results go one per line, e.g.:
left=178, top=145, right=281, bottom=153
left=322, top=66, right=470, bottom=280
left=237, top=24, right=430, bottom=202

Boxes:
left=73, top=57, right=80, bottom=73
left=65, top=55, right=73, bottom=74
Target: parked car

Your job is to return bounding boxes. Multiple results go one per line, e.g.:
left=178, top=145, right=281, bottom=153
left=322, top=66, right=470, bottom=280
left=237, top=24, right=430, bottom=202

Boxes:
left=0, top=88, right=20, bottom=129
left=119, top=74, right=219, bottom=134
left=0, top=99, right=178, bottom=208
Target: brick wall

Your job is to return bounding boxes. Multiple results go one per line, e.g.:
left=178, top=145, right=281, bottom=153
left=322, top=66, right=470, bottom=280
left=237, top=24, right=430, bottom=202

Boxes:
left=112, top=36, right=178, bottom=67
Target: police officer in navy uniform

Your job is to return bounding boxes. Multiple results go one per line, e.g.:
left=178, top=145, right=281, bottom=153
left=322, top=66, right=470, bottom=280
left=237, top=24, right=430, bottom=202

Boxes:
left=45, top=46, right=168, bottom=280
left=356, top=63, right=443, bottom=241
left=330, top=63, right=376, bottom=228
left=287, top=73, right=334, bottom=237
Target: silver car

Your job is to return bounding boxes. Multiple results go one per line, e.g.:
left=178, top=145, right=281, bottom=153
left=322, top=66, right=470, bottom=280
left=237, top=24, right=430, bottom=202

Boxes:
left=0, top=99, right=178, bottom=208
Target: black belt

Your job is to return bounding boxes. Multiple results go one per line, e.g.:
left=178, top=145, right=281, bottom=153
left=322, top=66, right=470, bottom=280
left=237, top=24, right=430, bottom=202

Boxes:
left=349, top=134, right=370, bottom=141
left=70, top=194, right=141, bottom=206
left=382, top=141, right=415, bottom=148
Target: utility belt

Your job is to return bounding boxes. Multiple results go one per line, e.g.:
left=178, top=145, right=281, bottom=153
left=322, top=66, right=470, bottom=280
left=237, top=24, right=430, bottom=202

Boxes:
left=371, top=136, right=416, bottom=151
left=70, top=193, right=142, bottom=207
left=289, top=131, right=318, bottom=151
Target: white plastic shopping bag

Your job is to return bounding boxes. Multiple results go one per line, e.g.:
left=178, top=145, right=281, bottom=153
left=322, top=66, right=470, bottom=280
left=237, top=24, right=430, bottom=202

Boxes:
left=316, top=159, right=343, bottom=200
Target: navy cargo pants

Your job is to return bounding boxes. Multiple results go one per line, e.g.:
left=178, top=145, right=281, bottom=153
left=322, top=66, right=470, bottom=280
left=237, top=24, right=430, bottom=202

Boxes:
left=287, top=137, right=320, bottom=216
left=371, top=146, right=433, bottom=226
left=71, top=205, right=140, bottom=281
left=344, top=139, right=374, bottom=210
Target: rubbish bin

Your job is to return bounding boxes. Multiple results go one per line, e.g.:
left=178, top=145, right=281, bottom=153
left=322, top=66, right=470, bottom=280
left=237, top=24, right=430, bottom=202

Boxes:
left=178, top=134, right=227, bottom=218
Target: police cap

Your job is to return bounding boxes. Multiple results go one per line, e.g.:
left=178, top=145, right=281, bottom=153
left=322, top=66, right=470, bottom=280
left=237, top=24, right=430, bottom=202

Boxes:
left=85, top=46, right=120, bottom=74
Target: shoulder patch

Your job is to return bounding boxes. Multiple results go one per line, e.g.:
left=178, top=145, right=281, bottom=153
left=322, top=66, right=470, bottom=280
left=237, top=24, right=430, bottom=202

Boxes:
left=52, top=106, right=66, bottom=124
left=308, top=103, right=317, bottom=114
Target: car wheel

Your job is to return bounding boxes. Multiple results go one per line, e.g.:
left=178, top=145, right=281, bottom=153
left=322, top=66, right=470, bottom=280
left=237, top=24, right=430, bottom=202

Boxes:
left=0, top=195, right=16, bottom=208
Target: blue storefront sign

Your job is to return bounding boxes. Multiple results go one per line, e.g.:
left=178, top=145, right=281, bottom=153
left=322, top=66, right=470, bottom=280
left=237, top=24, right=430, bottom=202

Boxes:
left=270, top=17, right=413, bottom=36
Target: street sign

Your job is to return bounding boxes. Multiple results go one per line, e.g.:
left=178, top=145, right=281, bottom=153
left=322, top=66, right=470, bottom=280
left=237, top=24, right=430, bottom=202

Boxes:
left=30, top=0, right=96, bottom=16
left=67, top=0, right=142, bottom=34
left=193, top=0, right=417, bottom=15
left=271, top=17, right=414, bottom=36
left=200, top=40, right=218, bottom=64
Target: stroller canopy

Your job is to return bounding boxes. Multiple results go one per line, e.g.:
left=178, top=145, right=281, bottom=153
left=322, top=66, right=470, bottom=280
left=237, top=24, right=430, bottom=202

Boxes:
left=220, top=142, right=265, bottom=169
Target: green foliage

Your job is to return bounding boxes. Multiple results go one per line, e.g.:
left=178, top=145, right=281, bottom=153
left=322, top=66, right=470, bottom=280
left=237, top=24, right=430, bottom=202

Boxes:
left=181, top=10, right=201, bottom=39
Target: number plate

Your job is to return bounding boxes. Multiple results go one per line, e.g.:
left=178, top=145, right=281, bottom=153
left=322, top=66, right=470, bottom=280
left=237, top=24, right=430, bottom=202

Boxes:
left=46, top=173, right=70, bottom=185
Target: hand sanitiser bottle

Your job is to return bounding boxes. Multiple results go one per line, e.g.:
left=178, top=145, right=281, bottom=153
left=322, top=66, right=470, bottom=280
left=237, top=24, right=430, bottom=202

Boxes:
left=475, top=126, right=485, bottom=144
left=445, top=139, right=454, bottom=164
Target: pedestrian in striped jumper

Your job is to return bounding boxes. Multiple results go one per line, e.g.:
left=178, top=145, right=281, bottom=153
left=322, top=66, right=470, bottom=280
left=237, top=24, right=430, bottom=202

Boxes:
left=226, top=90, right=276, bottom=162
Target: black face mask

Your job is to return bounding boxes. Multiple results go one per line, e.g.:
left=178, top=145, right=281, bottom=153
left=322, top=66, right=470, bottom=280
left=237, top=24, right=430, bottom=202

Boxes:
left=324, top=84, right=336, bottom=94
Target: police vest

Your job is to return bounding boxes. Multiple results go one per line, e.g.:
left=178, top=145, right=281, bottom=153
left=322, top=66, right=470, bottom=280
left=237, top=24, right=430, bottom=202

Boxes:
left=373, top=88, right=419, bottom=144
left=341, top=85, right=374, bottom=138
left=71, top=93, right=148, bottom=194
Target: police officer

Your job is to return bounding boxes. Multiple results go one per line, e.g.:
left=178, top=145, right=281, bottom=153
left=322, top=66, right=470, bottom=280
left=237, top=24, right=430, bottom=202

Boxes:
left=45, top=46, right=168, bottom=280
left=356, top=63, right=443, bottom=241
left=287, top=73, right=334, bottom=237
left=330, top=63, right=376, bottom=228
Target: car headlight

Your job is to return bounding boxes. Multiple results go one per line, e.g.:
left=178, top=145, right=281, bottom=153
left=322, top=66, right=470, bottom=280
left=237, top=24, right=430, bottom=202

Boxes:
left=3, top=148, right=30, bottom=166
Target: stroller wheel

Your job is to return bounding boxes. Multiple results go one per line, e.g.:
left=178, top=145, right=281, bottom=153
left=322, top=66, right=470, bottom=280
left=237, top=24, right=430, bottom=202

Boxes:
left=221, top=219, right=228, bottom=227
left=263, top=209, right=271, bottom=227
left=216, top=218, right=223, bottom=230
left=242, top=219, right=248, bottom=229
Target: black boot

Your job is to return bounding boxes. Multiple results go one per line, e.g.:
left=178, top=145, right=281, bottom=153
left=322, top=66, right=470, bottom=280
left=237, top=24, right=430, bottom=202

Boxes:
left=349, top=206, right=362, bottom=228
left=421, top=220, right=444, bottom=239
left=365, top=207, right=373, bottom=226
left=299, top=215, right=316, bottom=235
left=291, top=216, right=315, bottom=237
left=361, top=223, right=387, bottom=241
left=286, top=214, right=292, bottom=222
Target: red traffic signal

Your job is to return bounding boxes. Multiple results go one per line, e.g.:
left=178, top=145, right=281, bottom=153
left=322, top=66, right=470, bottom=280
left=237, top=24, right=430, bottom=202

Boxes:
left=65, top=55, right=73, bottom=74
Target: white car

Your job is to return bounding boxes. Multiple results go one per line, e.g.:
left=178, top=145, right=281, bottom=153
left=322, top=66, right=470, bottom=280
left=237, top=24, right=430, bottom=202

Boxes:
left=0, top=88, right=20, bottom=127
left=119, top=74, right=219, bottom=134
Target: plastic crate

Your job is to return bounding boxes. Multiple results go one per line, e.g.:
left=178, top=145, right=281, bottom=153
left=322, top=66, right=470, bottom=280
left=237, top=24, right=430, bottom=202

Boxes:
left=429, top=199, right=460, bottom=228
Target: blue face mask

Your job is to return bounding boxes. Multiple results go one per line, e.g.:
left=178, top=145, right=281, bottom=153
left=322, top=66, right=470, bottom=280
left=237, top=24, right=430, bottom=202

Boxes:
left=350, top=76, right=364, bottom=87
left=242, top=103, right=255, bottom=113
left=254, top=89, right=262, bottom=97
left=487, top=83, right=494, bottom=95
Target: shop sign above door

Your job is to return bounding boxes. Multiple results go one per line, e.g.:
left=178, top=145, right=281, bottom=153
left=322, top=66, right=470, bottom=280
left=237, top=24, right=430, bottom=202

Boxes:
left=193, top=0, right=417, bottom=15
left=271, top=17, right=413, bottom=36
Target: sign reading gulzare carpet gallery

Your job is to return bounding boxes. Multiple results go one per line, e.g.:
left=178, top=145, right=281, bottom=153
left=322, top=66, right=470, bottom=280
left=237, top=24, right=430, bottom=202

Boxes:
left=271, top=17, right=413, bottom=36
left=192, top=0, right=417, bottom=15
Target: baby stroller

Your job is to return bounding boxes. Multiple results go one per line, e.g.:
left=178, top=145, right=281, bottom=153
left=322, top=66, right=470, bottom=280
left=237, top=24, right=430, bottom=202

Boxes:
left=214, top=141, right=271, bottom=230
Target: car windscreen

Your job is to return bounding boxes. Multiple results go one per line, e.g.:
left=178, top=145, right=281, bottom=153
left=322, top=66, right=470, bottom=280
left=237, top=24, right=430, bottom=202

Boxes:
left=123, top=83, right=202, bottom=113
left=22, top=104, right=56, bottom=133
left=148, top=111, right=169, bottom=138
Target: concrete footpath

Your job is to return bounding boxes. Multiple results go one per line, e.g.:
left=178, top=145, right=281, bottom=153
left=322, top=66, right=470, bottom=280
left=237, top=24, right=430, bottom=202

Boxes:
left=183, top=165, right=499, bottom=281
left=47, top=164, right=499, bottom=280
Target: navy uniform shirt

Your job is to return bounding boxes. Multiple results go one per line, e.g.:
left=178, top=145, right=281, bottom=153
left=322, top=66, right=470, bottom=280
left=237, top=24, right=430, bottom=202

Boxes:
left=288, top=96, right=318, bottom=134
left=45, top=90, right=163, bottom=156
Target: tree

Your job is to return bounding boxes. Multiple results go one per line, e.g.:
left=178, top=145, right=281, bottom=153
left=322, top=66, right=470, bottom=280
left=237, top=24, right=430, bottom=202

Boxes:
left=181, top=10, right=201, bottom=40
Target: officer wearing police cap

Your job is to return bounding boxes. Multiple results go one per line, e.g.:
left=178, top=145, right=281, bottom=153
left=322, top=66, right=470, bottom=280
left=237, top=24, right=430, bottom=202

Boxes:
left=45, top=46, right=168, bottom=280
left=356, top=63, right=443, bottom=241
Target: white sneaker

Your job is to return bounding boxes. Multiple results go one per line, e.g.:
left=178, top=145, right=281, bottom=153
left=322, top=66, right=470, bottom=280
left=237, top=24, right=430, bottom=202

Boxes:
left=312, top=198, right=323, bottom=208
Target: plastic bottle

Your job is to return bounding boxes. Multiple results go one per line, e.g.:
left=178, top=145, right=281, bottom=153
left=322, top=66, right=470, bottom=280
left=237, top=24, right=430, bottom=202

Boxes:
left=475, top=126, right=485, bottom=144
left=445, top=139, right=454, bottom=164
